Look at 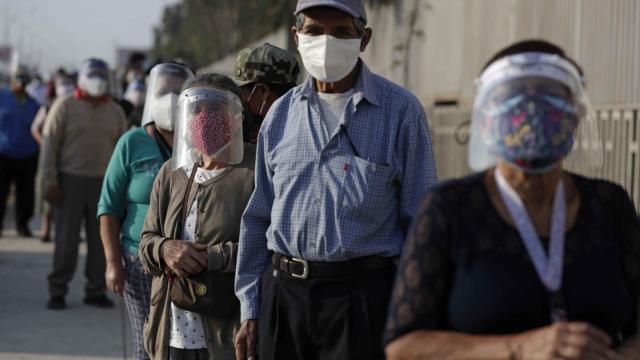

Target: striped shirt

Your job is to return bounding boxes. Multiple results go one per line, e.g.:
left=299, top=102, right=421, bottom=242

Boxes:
left=235, top=62, right=438, bottom=322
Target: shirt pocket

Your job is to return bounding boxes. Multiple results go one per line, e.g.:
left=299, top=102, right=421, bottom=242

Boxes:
left=340, top=156, right=395, bottom=222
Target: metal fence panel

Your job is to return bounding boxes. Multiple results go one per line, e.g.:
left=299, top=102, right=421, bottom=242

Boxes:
left=362, top=0, right=640, bottom=107
left=428, top=106, right=640, bottom=209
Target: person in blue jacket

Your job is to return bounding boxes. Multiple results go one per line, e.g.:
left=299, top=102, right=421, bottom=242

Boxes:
left=0, top=67, right=40, bottom=237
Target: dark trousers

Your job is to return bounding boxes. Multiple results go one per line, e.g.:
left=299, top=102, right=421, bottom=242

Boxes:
left=47, top=173, right=106, bottom=297
left=0, top=153, right=38, bottom=231
left=258, top=263, right=396, bottom=360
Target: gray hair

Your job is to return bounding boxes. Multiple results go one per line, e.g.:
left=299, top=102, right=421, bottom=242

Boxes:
left=295, top=13, right=366, bottom=37
left=182, top=73, right=242, bottom=100
left=183, top=73, right=252, bottom=126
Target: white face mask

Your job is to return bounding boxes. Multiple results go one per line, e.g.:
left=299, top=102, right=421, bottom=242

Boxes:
left=297, top=33, right=361, bottom=83
left=151, top=93, right=178, bottom=131
left=56, top=84, right=75, bottom=98
left=81, top=77, right=108, bottom=97
left=125, top=90, right=146, bottom=107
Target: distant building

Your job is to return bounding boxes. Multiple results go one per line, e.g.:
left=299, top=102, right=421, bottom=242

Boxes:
left=112, top=47, right=149, bottom=97
left=115, top=47, right=149, bottom=70
left=361, top=0, right=639, bottom=108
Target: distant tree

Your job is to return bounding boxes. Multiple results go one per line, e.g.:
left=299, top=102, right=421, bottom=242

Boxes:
left=152, top=0, right=297, bottom=68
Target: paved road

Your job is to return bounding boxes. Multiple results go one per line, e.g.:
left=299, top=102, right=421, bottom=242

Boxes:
left=0, top=208, right=133, bottom=360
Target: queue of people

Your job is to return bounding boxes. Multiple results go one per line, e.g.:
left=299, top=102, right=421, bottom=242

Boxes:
left=0, top=0, right=637, bottom=359
left=98, top=63, right=194, bottom=360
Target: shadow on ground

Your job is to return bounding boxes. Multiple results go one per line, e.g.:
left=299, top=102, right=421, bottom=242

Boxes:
left=0, top=231, right=133, bottom=360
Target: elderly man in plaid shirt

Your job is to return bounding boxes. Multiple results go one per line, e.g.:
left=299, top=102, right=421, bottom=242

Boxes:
left=234, top=0, right=438, bottom=359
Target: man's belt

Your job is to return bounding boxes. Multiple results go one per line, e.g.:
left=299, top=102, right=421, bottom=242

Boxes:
left=272, top=253, right=396, bottom=280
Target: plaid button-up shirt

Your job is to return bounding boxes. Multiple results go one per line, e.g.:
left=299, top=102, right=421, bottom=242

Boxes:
left=235, top=62, right=438, bottom=322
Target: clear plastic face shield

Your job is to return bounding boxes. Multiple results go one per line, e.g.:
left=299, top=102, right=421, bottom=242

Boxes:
left=123, top=79, right=146, bottom=107
left=172, top=87, right=244, bottom=171
left=469, top=52, right=603, bottom=173
left=55, top=76, right=76, bottom=98
left=140, top=63, right=194, bottom=131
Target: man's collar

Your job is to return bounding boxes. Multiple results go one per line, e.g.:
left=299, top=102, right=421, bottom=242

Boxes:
left=299, top=60, right=380, bottom=106
left=74, top=88, right=110, bottom=104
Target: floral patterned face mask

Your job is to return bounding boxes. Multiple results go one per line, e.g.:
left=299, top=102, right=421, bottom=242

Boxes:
left=486, top=94, right=577, bottom=173
left=188, top=111, right=233, bottom=156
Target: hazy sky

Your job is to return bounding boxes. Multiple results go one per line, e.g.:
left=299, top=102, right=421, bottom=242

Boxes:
left=0, top=0, right=179, bottom=74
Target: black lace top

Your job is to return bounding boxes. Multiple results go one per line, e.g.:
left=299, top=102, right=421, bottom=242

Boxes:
left=384, top=172, right=640, bottom=346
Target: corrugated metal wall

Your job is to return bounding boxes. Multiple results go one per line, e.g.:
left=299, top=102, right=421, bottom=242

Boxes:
left=198, top=28, right=291, bottom=76
left=362, top=0, right=640, bottom=107
left=363, top=0, right=640, bottom=207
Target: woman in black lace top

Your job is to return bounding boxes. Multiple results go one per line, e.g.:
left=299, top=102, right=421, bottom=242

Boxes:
left=384, top=40, right=640, bottom=359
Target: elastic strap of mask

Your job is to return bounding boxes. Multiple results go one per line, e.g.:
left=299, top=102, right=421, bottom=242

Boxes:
left=247, top=84, right=268, bottom=118
left=259, top=100, right=267, bottom=118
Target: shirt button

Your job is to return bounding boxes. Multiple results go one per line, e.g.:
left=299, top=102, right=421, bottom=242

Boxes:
left=314, top=199, right=320, bottom=206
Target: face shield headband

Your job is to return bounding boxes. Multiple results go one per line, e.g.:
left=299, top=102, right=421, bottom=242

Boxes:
left=475, top=52, right=585, bottom=105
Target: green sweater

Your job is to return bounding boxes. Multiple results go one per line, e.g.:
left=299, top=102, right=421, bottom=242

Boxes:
left=97, top=127, right=170, bottom=254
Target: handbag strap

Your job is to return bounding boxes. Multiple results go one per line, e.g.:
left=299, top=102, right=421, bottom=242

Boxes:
left=177, top=162, right=200, bottom=237
left=154, top=162, right=199, bottom=305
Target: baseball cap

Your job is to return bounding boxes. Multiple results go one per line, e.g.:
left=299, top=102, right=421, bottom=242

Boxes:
left=294, top=0, right=367, bottom=23
left=232, top=43, right=300, bottom=87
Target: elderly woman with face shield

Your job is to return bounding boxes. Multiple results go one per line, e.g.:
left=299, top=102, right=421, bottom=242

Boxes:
left=384, top=40, right=640, bottom=360
left=138, top=73, right=255, bottom=360
left=97, top=63, right=193, bottom=360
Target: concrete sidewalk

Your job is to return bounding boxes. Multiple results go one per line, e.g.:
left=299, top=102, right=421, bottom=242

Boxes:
left=0, top=224, right=133, bottom=359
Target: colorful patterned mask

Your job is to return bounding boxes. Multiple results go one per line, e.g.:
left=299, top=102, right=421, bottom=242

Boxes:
left=487, top=94, right=577, bottom=173
left=188, top=111, right=233, bottom=156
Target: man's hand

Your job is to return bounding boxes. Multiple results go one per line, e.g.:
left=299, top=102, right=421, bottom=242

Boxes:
left=235, top=319, right=258, bottom=360
left=160, top=240, right=208, bottom=277
left=45, top=184, right=63, bottom=204
left=105, top=261, right=126, bottom=296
